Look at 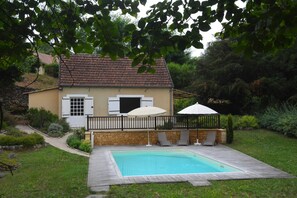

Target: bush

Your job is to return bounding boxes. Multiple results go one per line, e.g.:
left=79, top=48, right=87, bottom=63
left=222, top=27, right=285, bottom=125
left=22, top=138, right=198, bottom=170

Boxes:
left=27, top=108, right=58, bottom=130
left=79, top=140, right=92, bottom=153
left=4, top=126, right=26, bottom=137
left=237, top=115, right=259, bottom=129
left=47, top=123, right=63, bottom=137
left=57, top=118, right=70, bottom=133
left=66, top=135, right=81, bottom=149
left=220, top=115, right=259, bottom=130
left=258, top=104, right=297, bottom=137
left=0, top=133, right=44, bottom=147
left=73, top=128, right=85, bottom=140
left=3, top=110, right=17, bottom=126
left=45, top=63, right=59, bottom=78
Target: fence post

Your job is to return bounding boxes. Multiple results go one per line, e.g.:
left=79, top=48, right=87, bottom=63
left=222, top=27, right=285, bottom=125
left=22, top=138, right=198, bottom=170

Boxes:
left=155, top=117, right=157, bottom=130
left=121, top=115, right=124, bottom=131
left=186, top=115, right=189, bottom=129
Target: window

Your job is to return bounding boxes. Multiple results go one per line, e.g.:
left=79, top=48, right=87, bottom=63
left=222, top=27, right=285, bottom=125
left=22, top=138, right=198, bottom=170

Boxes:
left=120, top=97, right=141, bottom=113
left=70, top=98, right=84, bottom=116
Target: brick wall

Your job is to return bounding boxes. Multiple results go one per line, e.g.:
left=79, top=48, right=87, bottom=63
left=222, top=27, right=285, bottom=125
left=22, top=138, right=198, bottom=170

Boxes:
left=89, top=129, right=225, bottom=146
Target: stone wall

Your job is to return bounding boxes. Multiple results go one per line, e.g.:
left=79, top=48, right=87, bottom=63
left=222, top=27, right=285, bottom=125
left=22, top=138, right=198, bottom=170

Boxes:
left=0, top=85, right=34, bottom=113
left=89, top=129, right=225, bottom=146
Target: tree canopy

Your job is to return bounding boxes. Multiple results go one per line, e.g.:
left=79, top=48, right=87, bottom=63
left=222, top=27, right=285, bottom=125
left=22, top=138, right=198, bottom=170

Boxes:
left=1, top=0, right=297, bottom=72
left=189, top=40, right=297, bottom=114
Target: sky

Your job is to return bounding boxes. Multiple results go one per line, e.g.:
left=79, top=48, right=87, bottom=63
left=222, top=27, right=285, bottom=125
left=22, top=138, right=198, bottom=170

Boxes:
left=137, top=1, right=223, bottom=57
left=137, top=1, right=245, bottom=57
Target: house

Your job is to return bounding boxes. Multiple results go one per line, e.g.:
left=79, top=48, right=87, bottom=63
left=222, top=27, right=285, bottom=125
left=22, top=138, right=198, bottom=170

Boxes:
left=34, top=52, right=57, bottom=75
left=28, top=54, right=174, bottom=128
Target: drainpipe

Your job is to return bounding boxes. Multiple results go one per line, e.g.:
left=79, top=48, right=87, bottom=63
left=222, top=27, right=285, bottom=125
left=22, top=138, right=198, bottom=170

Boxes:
left=170, top=88, right=173, bottom=115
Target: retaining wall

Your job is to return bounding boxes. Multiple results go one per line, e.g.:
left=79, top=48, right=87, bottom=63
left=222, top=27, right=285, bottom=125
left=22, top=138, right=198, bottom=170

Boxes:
left=86, top=129, right=226, bottom=146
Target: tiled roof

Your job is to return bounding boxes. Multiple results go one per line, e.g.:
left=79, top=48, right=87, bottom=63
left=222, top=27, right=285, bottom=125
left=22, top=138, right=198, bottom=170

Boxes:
left=34, top=52, right=56, bottom=65
left=59, top=54, right=174, bottom=88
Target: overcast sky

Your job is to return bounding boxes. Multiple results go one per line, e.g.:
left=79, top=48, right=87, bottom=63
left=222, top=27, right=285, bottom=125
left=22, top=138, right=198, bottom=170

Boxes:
left=137, top=1, right=245, bottom=57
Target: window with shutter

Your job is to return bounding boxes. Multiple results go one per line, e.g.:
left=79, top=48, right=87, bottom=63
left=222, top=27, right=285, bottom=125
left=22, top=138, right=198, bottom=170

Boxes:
left=62, top=97, right=70, bottom=117
left=141, top=97, right=153, bottom=107
left=108, top=97, right=120, bottom=115
left=84, top=97, right=94, bottom=116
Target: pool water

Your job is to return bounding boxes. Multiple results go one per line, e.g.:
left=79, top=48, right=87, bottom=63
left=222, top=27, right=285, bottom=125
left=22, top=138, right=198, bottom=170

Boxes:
left=112, top=150, right=240, bottom=176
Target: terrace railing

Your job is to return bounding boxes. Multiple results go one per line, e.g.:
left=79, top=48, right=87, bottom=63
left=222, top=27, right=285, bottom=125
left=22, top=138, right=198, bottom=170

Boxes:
left=86, top=115, right=220, bottom=131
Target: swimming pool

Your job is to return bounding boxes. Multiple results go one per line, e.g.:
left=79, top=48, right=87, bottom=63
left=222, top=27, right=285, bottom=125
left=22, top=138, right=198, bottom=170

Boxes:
left=111, top=149, right=240, bottom=176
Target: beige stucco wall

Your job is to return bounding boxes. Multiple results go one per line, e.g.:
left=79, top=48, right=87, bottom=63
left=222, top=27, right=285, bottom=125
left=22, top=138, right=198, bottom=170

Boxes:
left=28, top=88, right=59, bottom=115
left=59, top=87, right=173, bottom=117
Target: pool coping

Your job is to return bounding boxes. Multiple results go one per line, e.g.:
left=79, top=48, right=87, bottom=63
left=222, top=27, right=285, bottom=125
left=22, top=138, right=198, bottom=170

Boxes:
left=88, top=145, right=295, bottom=192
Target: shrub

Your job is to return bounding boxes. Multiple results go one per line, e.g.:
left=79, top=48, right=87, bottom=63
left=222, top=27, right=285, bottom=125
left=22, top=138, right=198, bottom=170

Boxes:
left=47, top=123, right=63, bottom=137
left=258, top=104, right=297, bottom=137
left=57, top=118, right=70, bottom=133
left=0, top=135, right=20, bottom=146
left=220, top=115, right=259, bottom=130
left=4, top=126, right=26, bottom=137
left=66, top=135, right=81, bottom=149
left=226, top=114, right=233, bottom=144
left=45, top=63, right=59, bottom=78
left=237, top=115, right=259, bottom=129
left=79, top=140, right=92, bottom=153
left=27, top=108, right=58, bottom=130
left=3, top=110, right=17, bottom=126
left=73, top=128, right=85, bottom=140
left=0, top=133, right=44, bottom=147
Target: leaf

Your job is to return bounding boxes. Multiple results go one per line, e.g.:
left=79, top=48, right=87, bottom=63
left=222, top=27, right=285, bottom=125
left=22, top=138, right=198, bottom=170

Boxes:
left=192, top=41, right=204, bottom=49
left=138, top=18, right=146, bottom=29
left=140, top=0, right=147, bottom=6
left=147, top=66, right=156, bottom=74
left=199, top=22, right=211, bottom=32
left=124, top=24, right=136, bottom=32
left=132, top=53, right=145, bottom=67
left=137, top=65, right=147, bottom=73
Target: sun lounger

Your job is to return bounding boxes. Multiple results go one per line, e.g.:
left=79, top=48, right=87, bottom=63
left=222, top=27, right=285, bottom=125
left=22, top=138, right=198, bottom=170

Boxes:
left=202, top=131, right=217, bottom=146
left=157, top=132, right=171, bottom=146
left=177, top=130, right=189, bottom=146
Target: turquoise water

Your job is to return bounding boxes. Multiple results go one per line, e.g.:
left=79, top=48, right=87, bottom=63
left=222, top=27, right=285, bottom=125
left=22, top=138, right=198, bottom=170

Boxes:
left=112, top=150, right=240, bottom=176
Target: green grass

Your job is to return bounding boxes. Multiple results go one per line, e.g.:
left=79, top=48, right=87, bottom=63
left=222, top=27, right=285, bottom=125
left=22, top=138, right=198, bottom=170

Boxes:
left=107, top=130, right=297, bottom=198
left=0, top=146, right=89, bottom=198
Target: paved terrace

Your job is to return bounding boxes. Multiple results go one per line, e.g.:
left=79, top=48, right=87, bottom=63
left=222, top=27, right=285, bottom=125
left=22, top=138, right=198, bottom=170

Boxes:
left=88, top=145, right=295, bottom=192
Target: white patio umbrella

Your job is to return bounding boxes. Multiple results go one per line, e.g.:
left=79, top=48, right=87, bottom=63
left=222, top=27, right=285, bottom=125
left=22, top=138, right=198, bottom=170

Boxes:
left=178, top=102, right=218, bottom=145
left=128, top=106, right=166, bottom=146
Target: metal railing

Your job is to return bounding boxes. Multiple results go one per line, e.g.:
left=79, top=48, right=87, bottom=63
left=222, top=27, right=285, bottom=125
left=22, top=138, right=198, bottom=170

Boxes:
left=87, top=115, right=220, bottom=131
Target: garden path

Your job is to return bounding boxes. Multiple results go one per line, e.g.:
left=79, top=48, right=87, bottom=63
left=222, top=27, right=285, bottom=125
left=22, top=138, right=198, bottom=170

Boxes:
left=16, top=125, right=89, bottom=157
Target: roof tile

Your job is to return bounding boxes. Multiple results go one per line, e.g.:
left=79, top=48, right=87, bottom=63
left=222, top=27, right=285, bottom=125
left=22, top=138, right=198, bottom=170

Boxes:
left=59, top=54, right=174, bottom=88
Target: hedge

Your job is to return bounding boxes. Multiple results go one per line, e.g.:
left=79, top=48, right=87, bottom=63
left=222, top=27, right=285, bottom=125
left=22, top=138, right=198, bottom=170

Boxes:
left=0, top=133, right=45, bottom=148
left=258, top=104, right=297, bottom=137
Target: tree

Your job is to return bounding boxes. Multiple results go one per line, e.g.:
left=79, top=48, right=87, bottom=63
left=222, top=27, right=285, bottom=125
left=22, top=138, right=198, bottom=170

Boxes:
left=226, top=114, right=233, bottom=144
left=1, top=0, right=297, bottom=73
left=188, top=39, right=297, bottom=114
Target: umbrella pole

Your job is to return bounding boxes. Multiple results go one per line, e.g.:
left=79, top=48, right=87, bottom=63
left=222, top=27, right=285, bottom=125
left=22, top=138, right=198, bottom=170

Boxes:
left=146, top=130, right=152, bottom=146
left=194, top=127, right=201, bottom=145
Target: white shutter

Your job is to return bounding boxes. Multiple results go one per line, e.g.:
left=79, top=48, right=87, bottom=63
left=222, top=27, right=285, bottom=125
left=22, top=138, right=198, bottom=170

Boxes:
left=62, top=97, right=70, bottom=117
left=84, top=97, right=94, bottom=116
left=108, top=97, right=120, bottom=115
left=141, top=97, right=153, bottom=107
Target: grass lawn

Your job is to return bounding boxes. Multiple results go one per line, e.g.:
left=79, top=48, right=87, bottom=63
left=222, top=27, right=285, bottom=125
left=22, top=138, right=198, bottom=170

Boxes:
left=107, top=130, right=297, bottom=198
left=0, top=146, right=89, bottom=198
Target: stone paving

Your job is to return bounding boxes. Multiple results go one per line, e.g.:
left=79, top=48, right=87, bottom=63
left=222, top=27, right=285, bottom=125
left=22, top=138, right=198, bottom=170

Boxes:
left=16, top=125, right=89, bottom=157
left=88, top=145, right=295, bottom=193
